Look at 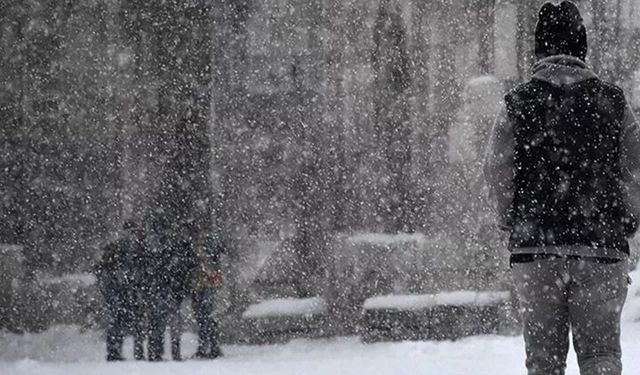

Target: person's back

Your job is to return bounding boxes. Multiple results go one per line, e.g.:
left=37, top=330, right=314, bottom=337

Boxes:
left=507, top=59, right=635, bottom=255
left=484, top=2, right=640, bottom=374
left=143, top=219, right=199, bottom=361
left=95, top=238, right=130, bottom=313
left=125, top=226, right=149, bottom=361
left=191, top=233, right=225, bottom=359
left=95, top=222, right=138, bottom=361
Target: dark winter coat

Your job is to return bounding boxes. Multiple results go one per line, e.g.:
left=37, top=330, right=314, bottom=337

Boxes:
left=145, top=229, right=198, bottom=306
left=193, top=235, right=226, bottom=291
left=165, top=238, right=198, bottom=301
left=95, top=235, right=146, bottom=321
left=484, top=55, right=640, bottom=259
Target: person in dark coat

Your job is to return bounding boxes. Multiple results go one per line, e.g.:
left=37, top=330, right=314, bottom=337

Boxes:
left=484, top=2, right=640, bottom=374
left=191, top=232, right=225, bottom=359
left=95, top=220, right=146, bottom=361
left=128, top=223, right=149, bottom=361
left=145, top=218, right=198, bottom=361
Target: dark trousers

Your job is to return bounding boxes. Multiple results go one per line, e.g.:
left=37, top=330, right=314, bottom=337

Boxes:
left=105, top=293, right=129, bottom=361
left=193, top=290, right=219, bottom=357
left=147, top=295, right=184, bottom=361
left=147, top=306, right=168, bottom=361
left=106, top=322, right=125, bottom=360
left=169, top=307, right=183, bottom=360
left=512, top=257, right=628, bottom=375
left=131, top=307, right=147, bottom=360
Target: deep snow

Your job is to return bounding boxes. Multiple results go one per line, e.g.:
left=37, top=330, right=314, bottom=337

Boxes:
left=1, top=325, right=639, bottom=375
left=1, top=268, right=639, bottom=375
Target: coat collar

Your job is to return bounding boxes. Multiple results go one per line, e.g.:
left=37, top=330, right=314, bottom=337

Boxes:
left=531, top=55, right=598, bottom=87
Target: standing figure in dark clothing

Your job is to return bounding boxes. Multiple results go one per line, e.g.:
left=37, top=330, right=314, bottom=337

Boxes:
left=95, top=220, right=146, bottom=361
left=191, top=233, right=225, bottom=359
left=145, top=218, right=198, bottom=361
left=166, top=224, right=198, bottom=361
left=484, top=2, right=640, bottom=374
left=128, top=224, right=149, bottom=361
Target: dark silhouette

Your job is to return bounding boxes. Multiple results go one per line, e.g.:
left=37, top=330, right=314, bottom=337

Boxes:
left=191, top=233, right=225, bottom=359
left=94, top=220, right=147, bottom=361
left=145, top=218, right=198, bottom=361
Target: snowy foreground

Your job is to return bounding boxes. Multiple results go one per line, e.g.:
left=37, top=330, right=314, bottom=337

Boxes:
left=2, top=270, right=639, bottom=375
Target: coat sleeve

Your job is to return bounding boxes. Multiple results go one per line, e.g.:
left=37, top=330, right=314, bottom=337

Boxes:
left=620, top=105, right=640, bottom=230
left=483, top=105, right=515, bottom=231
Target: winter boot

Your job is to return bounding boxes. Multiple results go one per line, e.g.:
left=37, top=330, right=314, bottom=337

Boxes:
left=106, top=353, right=125, bottom=362
left=208, top=344, right=223, bottom=359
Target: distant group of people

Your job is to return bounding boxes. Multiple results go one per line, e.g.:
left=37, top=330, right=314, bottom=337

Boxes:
left=94, top=217, right=225, bottom=361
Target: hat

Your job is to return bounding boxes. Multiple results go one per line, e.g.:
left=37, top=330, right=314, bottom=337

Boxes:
left=122, top=220, right=137, bottom=230
left=535, top=1, right=588, bottom=61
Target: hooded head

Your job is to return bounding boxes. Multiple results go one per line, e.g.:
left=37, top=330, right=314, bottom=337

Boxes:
left=535, top=1, right=587, bottom=61
left=122, top=220, right=137, bottom=231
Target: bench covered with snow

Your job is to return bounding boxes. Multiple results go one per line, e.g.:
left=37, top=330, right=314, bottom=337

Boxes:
left=243, top=297, right=328, bottom=319
left=240, top=297, right=329, bottom=344
left=362, top=291, right=512, bottom=343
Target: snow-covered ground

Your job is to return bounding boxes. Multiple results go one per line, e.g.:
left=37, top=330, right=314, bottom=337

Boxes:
left=1, top=325, right=639, bottom=375
left=1, top=268, right=639, bottom=375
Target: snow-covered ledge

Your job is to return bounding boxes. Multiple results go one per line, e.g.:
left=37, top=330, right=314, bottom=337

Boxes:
left=346, top=232, right=427, bottom=246
left=363, top=291, right=511, bottom=312
left=242, top=297, right=328, bottom=319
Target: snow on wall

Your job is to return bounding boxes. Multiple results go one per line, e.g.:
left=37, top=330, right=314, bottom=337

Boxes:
left=37, top=273, right=96, bottom=288
left=363, top=291, right=511, bottom=311
left=332, top=231, right=501, bottom=300
left=242, top=297, right=328, bottom=319
left=346, top=232, right=427, bottom=246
